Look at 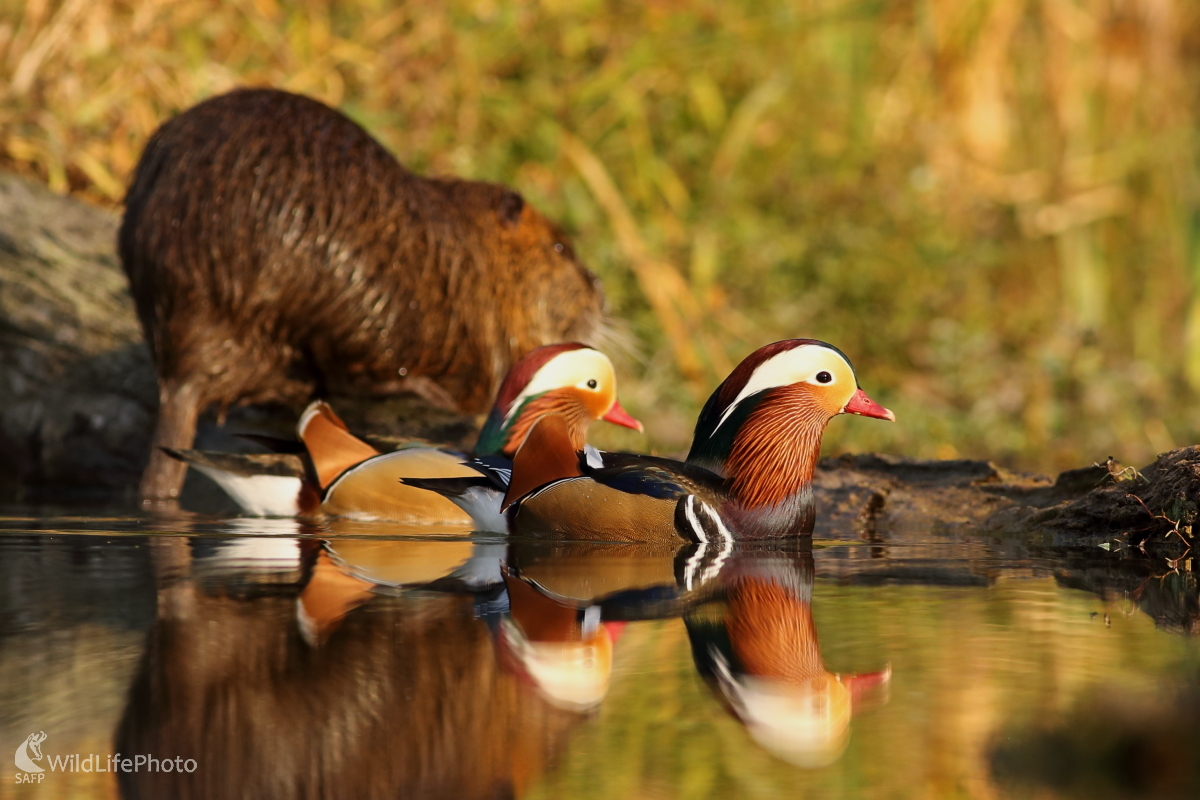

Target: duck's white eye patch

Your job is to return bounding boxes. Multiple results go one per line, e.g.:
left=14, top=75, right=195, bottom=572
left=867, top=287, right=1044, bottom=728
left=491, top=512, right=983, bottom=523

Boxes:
left=815, top=371, right=833, bottom=384
left=711, top=344, right=854, bottom=434
left=503, top=348, right=614, bottom=426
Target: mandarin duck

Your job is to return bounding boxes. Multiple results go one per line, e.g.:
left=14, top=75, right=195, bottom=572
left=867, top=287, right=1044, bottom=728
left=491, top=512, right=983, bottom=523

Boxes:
left=482, top=339, right=893, bottom=541
left=166, top=342, right=641, bottom=523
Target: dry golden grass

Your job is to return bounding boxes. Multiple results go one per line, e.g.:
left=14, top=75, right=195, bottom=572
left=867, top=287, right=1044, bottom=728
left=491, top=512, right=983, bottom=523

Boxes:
left=2, top=0, right=1199, bottom=471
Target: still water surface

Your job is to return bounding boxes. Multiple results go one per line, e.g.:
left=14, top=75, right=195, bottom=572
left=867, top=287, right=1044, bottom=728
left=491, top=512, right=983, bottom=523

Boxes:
left=1, top=509, right=1198, bottom=800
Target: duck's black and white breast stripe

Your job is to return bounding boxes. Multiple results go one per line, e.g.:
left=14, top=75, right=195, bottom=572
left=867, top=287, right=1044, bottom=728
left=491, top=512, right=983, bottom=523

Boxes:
left=675, top=494, right=734, bottom=546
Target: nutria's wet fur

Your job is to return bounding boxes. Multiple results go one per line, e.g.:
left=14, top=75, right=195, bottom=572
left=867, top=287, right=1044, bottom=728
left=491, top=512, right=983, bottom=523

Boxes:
left=120, top=88, right=604, bottom=501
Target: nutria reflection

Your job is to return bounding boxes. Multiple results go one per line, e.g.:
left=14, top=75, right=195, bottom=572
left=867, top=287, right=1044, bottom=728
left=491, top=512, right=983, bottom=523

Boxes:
left=115, top=539, right=591, bottom=800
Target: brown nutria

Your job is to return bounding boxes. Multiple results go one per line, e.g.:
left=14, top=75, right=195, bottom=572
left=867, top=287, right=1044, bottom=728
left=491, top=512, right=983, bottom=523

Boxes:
left=119, top=87, right=604, bottom=503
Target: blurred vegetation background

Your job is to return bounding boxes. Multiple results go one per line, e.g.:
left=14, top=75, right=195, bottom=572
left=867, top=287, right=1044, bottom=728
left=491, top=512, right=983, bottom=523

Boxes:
left=1, top=0, right=1197, bottom=473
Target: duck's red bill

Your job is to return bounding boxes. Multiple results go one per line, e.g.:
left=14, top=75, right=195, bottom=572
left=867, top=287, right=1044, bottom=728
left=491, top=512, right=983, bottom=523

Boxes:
left=602, top=400, right=644, bottom=433
left=843, top=388, right=895, bottom=422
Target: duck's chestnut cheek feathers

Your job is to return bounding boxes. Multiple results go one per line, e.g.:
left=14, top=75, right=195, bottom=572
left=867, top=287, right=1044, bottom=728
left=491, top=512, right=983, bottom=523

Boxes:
left=841, top=388, right=896, bottom=422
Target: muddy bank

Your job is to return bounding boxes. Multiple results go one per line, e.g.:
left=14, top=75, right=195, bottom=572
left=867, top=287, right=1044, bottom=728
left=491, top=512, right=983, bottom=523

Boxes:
left=812, top=448, right=1199, bottom=545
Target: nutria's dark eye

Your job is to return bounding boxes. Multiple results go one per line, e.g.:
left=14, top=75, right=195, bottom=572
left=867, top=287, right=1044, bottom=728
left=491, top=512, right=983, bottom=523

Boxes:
left=554, top=243, right=565, bottom=253
left=586, top=379, right=598, bottom=389
left=816, top=371, right=833, bottom=384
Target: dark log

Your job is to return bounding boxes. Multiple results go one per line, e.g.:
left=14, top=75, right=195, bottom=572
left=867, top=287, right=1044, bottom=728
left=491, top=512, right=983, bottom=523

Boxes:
left=0, top=171, right=155, bottom=500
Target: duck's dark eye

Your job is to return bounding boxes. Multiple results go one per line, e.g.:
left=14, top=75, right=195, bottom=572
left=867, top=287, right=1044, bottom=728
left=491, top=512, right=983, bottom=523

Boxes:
left=587, top=379, right=598, bottom=389
left=816, top=371, right=833, bottom=384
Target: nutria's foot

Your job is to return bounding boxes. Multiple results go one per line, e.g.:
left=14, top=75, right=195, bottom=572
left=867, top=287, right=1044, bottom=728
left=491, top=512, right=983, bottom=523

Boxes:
left=139, top=447, right=189, bottom=506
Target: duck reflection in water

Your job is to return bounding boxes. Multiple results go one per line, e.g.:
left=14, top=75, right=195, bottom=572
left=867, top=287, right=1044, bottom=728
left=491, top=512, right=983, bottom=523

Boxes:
left=115, top=534, right=615, bottom=800
left=682, top=547, right=891, bottom=768
left=297, top=535, right=622, bottom=713
left=504, top=541, right=891, bottom=768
